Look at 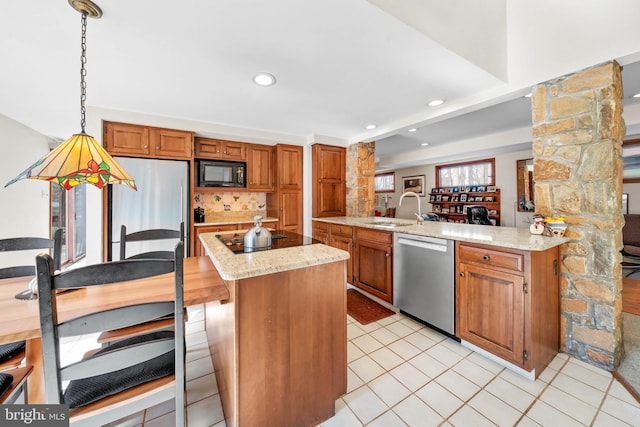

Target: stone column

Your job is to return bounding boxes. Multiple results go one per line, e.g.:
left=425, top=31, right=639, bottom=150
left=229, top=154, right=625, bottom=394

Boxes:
left=346, top=141, right=375, bottom=217
left=532, top=61, right=625, bottom=370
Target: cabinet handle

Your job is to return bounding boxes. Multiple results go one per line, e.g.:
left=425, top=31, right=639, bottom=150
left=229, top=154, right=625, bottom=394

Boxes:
left=386, top=253, right=390, bottom=257
left=483, top=255, right=490, bottom=261
left=144, top=144, right=148, bottom=148
left=460, top=272, right=465, bottom=277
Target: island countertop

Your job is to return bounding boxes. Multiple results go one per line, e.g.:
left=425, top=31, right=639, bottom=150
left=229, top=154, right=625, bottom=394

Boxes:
left=199, top=231, right=349, bottom=281
left=313, top=216, right=569, bottom=251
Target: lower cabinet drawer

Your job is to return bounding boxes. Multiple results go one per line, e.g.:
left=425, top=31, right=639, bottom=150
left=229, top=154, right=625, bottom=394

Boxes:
left=331, top=224, right=353, bottom=237
left=355, top=228, right=392, bottom=244
left=458, top=243, right=524, bottom=272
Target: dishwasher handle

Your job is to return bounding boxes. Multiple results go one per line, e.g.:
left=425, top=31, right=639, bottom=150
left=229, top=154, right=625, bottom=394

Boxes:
left=397, top=237, right=448, bottom=253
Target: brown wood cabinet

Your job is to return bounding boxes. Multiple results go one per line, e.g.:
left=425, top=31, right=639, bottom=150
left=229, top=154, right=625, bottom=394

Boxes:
left=205, top=260, right=347, bottom=426
left=194, top=224, right=239, bottom=256
left=312, top=221, right=353, bottom=283
left=267, top=144, right=303, bottom=234
left=195, top=137, right=247, bottom=161
left=312, top=221, right=330, bottom=245
left=353, top=227, right=393, bottom=303
left=312, top=144, right=346, bottom=217
left=277, top=144, right=303, bottom=191
left=456, top=241, right=559, bottom=376
left=103, top=121, right=193, bottom=159
left=247, top=144, right=274, bottom=191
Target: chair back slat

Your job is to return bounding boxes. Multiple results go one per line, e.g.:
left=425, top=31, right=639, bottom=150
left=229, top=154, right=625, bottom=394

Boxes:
left=125, top=229, right=181, bottom=242
left=120, top=223, right=184, bottom=260
left=0, top=237, right=54, bottom=251
left=126, top=251, right=175, bottom=260
left=51, top=259, right=174, bottom=290
left=0, top=229, right=62, bottom=278
left=61, top=338, right=174, bottom=382
left=58, top=302, right=175, bottom=337
left=0, top=266, right=35, bottom=279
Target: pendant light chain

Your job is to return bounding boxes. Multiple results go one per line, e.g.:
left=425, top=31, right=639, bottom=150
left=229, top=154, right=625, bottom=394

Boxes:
left=80, top=11, right=88, bottom=133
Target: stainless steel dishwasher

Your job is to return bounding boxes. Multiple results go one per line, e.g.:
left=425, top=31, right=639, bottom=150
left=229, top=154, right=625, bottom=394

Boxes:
left=393, top=233, right=456, bottom=338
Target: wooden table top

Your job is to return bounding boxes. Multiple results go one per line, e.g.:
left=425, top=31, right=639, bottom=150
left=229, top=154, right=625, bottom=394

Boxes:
left=0, top=256, right=228, bottom=344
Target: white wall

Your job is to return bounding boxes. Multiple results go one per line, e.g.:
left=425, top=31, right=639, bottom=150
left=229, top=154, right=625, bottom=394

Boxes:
left=378, top=148, right=534, bottom=228
left=623, top=182, right=640, bottom=214
left=0, top=114, right=54, bottom=266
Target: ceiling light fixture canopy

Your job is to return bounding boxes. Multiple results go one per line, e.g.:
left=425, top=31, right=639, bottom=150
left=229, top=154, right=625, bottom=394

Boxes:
left=5, top=0, right=136, bottom=191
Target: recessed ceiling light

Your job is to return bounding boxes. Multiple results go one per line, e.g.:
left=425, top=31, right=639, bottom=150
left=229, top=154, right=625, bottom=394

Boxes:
left=253, top=72, right=276, bottom=86
left=634, top=93, right=640, bottom=98
left=365, top=124, right=377, bottom=130
left=524, top=92, right=532, bottom=98
left=428, top=99, right=444, bottom=107
left=408, top=128, right=418, bottom=133
left=421, top=143, right=429, bottom=146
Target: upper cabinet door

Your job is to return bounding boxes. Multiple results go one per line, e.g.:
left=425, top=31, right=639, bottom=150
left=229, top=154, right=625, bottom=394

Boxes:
left=104, top=121, right=193, bottom=159
left=277, top=145, right=303, bottom=191
left=150, top=128, right=193, bottom=159
left=195, top=138, right=247, bottom=161
left=247, top=144, right=274, bottom=191
left=312, top=144, right=346, bottom=217
left=103, top=122, right=151, bottom=156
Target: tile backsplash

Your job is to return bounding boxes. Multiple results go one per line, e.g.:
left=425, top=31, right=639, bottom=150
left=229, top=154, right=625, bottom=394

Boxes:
left=194, top=192, right=267, bottom=216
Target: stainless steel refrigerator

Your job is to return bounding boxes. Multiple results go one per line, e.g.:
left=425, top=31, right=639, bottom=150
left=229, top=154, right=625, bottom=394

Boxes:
left=107, top=157, right=190, bottom=260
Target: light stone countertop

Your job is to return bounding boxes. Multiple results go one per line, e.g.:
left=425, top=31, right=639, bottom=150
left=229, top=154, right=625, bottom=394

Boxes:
left=313, top=217, right=569, bottom=251
left=194, top=216, right=278, bottom=227
left=199, top=231, right=349, bottom=281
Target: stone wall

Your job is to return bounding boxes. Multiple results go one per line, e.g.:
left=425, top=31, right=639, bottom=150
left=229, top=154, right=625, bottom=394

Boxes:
left=531, top=61, right=625, bottom=370
left=346, top=141, right=376, bottom=217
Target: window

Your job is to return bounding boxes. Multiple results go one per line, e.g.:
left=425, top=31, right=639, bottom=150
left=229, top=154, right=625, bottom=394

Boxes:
left=51, top=184, right=86, bottom=265
left=436, top=158, right=495, bottom=187
left=374, top=172, right=395, bottom=193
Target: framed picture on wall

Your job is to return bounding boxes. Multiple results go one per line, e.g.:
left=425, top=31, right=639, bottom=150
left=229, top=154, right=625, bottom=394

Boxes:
left=402, top=175, right=426, bottom=196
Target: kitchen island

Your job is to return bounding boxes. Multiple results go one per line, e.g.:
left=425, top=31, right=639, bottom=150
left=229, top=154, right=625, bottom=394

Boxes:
left=199, top=232, right=349, bottom=427
left=313, top=217, right=568, bottom=379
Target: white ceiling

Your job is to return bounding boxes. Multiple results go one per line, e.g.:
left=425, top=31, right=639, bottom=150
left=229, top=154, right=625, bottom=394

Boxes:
left=2, top=0, right=640, bottom=170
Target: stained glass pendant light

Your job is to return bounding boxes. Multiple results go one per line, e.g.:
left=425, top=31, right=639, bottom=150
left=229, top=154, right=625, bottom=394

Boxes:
left=5, top=0, right=136, bottom=191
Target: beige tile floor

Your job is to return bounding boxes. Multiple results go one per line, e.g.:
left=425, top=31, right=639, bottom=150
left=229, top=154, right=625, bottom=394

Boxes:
left=63, top=305, right=640, bottom=426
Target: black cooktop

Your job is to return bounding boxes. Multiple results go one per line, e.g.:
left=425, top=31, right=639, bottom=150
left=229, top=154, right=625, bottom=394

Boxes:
left=216, top=230, right=318, bottom=254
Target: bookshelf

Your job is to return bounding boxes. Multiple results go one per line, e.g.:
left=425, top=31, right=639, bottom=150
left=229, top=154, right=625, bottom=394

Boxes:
left=428, top=186, right=500, bottom=225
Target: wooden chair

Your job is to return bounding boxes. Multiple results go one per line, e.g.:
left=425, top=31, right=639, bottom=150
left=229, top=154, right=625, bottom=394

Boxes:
left=119, top=223, right=184, bottom=260
left=101, top=223, right=186, bottom=345
left=36, top=242, right=185, bottom=427
left=0, top=366, right=33, bottom=404
left=0, top=229, right=62, bottom=370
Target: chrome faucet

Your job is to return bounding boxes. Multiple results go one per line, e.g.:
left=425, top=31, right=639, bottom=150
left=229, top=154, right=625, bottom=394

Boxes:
left=399, top=191, right=423, bottom=224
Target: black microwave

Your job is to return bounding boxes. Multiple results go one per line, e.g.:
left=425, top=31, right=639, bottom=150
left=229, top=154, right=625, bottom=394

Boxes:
left=197, top=160, right=246, bottom=188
